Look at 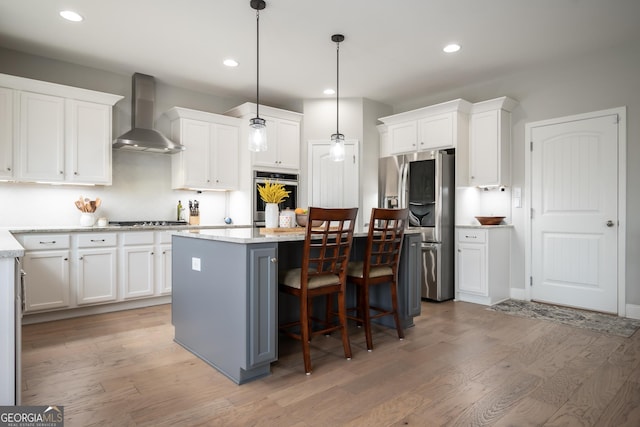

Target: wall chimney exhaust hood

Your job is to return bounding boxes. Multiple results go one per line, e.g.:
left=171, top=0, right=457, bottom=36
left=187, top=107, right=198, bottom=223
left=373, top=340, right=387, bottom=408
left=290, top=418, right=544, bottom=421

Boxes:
left=113, top=73, right=185, bottom=153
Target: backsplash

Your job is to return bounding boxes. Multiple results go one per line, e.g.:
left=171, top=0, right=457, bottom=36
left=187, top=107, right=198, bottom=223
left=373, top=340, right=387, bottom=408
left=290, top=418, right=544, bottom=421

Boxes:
left=456, top=186, right=513, bottom=226
left=0, top=150, right=240, bottom=227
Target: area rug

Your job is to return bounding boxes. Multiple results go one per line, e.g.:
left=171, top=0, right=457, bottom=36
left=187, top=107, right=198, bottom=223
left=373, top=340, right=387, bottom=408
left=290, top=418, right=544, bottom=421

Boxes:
left=487, top=299, right=640, bottom=338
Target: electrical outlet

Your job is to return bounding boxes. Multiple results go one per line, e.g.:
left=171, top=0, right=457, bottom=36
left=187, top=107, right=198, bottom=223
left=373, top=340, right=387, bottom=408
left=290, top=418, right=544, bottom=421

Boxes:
left=192, top=257, right=201, bottom=271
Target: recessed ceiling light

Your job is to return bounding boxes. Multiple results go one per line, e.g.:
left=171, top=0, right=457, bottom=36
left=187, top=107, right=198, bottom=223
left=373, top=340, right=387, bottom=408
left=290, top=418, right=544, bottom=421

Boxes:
left=223, top=59, right=239, bottom=67
left=443, top=43, right=461, bottom=53
left=59, top=10, right=83, bottom=22
left=323, top=88, right=335, bottom=95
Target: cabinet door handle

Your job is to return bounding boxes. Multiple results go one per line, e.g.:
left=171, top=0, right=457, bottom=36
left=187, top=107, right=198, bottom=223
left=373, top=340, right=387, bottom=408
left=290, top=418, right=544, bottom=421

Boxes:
left=465, top=235, right=477, bottom=239
left=39, top=241, right=56, bottom=245
left=74, top=171, right=78, bottom=175
left=150, top=252, right=154, bottom=255
left=59, top=170, right=64, bottom=175
left=6, top=167, right=10, bottom=171
left=64, top=257, right=69, bottom=261
left=90, top=239, right=105, bottom=242
left=270, top=258, right=277, bottom=263
left=79, top=256, right=83, bottom=260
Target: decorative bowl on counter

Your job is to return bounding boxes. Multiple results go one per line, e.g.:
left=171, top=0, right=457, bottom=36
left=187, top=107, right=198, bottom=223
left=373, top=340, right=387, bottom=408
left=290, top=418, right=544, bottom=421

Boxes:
left=295, top=214, right=324, bottom=228
left=475, top=216, right=505, bottom=225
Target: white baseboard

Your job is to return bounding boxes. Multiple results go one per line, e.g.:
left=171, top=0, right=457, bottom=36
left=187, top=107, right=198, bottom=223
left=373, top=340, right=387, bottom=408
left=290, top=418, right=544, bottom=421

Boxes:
left=510, top=288, right=526, bottom=300
left=626, top=303, right=640, bottom=320
left=22, top=296, right=172, bottom=324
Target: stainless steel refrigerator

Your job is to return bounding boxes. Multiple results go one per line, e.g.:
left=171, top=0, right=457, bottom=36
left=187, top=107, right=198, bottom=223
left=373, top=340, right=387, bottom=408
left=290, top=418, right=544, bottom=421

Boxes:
left=379, top=149, right=455, bottom=301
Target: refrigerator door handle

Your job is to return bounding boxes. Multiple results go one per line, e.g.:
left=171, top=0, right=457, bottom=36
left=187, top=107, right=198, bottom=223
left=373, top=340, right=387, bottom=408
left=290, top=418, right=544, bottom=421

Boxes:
left=400, top=162, right=409, bottom=208
left=397, top=162, right=404, bottom=208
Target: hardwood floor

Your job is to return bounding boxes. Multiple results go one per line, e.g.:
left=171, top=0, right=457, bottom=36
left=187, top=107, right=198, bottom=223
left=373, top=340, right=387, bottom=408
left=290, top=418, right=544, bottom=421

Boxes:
left=21, top=301, right=640, bottom=426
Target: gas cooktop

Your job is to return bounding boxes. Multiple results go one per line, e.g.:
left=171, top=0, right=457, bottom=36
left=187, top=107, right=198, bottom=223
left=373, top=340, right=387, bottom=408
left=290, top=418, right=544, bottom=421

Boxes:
left=109, top=220, right=188, bottom=227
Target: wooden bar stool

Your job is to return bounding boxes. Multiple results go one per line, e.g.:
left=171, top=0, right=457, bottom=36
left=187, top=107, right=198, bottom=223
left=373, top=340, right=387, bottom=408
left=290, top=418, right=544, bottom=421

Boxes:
left=278, top=207, right=358, bottom=374
left=346, top=208, right=409, bottom=351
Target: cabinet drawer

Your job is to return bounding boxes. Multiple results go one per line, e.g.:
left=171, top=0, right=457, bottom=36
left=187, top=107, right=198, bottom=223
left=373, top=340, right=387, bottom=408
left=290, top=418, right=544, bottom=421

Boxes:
left=121, top=231, right=154, bottom=245
left=77, top=233, right=117, bottom=247
left=458, top=229, right=486, bottom=243
left=20, top=234, right=70, bottom=250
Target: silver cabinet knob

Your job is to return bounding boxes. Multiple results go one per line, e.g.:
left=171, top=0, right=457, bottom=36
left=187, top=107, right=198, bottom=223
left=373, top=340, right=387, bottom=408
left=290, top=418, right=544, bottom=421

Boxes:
left=606, top=220, right=615, bottom=227
left=270, top=258, right=277, bottom=263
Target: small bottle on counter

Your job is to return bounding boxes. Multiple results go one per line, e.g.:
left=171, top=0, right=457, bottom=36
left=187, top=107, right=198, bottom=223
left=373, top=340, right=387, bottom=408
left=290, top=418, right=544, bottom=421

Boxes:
left=177, top=200, right=183, bottom=221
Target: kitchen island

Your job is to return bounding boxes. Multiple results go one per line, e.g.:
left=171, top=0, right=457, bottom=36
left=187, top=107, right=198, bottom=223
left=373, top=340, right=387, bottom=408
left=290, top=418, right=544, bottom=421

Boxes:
left=171, top=227, right=422, bottom=384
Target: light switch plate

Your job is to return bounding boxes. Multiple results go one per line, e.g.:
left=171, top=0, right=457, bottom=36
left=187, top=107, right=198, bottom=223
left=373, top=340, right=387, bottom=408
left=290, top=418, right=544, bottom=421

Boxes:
left=192, top=257, right=201, bottom=271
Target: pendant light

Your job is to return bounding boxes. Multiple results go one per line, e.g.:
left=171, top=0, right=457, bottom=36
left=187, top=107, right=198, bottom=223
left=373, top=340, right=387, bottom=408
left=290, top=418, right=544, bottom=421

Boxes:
left=248, top=0, right=267, bottom=152
left=329, top=34, right=345, bottom=162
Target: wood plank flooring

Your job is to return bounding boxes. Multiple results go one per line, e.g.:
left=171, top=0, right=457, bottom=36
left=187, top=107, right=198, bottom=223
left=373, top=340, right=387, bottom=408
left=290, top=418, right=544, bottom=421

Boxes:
left=21, top=301, right=640, bottom=426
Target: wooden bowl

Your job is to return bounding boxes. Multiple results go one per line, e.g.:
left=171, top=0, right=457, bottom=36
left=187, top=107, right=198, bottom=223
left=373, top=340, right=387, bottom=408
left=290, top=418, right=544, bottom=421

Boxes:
left=475, top=216, right=505, bottom=226
left=295, top=214, right=323, bottom=227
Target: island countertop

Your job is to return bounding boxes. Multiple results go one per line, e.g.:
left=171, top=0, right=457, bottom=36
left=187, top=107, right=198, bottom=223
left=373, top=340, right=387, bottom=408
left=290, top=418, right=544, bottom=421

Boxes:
left=173, top=226, right=422, bottom=244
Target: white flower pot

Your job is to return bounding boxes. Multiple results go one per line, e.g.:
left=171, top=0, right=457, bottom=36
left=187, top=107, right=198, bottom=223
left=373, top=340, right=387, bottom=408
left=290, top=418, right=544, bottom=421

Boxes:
left=264, top=203, right=279, bottom=228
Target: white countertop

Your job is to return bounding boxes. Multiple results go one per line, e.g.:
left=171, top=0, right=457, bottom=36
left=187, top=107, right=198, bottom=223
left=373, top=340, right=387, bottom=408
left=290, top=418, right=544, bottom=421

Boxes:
left=174, top=226, right=423, bottom=245
left=1, top=224, right=423, bottom=256
left=0, top=229, right=24, bottom=258
left=0, top=224, right=251, bottom=258
left=456, top=224, right=514, bottom=229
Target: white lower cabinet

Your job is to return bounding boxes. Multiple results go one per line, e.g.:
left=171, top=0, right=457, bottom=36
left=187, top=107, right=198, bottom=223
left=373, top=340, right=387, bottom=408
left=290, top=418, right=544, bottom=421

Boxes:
left=122, top=232, right=155, bottom=299
left=456, top=227, right=511, bottom=306
left=19, top=235, right=71, bottom=313
left=76, top=233, right=117, bottom=305
left=156, top=231, right=173, bottom=295
left=17, top=230, right=175, bottom=319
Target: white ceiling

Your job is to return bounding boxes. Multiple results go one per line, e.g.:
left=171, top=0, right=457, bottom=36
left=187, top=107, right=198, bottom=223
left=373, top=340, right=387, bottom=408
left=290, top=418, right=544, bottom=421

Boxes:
left=1, top=0, right=639, bottom=108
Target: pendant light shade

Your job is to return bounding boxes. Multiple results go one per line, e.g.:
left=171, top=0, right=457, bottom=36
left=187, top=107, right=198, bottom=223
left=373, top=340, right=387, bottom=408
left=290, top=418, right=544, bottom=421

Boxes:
left=330, top=34, right=345, bottom=162
left=248, top=0, right=267, bottom=152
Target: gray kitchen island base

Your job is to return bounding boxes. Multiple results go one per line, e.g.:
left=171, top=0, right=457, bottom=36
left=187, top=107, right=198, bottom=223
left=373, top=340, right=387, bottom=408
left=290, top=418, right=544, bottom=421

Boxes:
left=171, top=228, right=421, bottom=384
left=172, top=235, right=277, bottom=385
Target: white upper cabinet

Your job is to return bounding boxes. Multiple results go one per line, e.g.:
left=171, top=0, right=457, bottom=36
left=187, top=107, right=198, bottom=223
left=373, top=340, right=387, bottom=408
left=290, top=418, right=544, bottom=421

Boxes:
left=378, top=99, right=471, bottom=156
left=19, top=91, right=65, bottom=182
left=225, top=102, right=303, bottom=171
left=0, top=87, right=13, bottom=180
left=468, top=97, right=517, bottom=187
left=0, top=73, right=123, bottom=185
left=167, top=107, right=241, bottom=191
left=67, top=100, right=113, bottom=185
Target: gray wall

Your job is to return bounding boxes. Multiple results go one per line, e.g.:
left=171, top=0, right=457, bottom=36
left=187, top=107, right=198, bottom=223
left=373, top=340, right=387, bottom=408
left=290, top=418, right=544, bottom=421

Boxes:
left=393, top=40, right=640, bottom=306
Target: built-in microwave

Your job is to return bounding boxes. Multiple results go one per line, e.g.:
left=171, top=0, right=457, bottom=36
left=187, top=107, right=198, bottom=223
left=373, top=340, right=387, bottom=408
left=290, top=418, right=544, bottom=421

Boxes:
left=253, top=171, right=298, bottom=227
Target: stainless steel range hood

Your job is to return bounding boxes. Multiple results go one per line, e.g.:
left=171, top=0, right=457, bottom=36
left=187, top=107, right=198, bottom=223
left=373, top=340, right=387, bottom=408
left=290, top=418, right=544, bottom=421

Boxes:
left=113, top=73, right=185, bottom=153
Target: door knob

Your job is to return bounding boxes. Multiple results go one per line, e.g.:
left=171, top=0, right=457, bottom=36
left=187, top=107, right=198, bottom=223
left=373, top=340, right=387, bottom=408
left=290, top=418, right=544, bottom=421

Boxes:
left=606, top=220, right=615, bottom=227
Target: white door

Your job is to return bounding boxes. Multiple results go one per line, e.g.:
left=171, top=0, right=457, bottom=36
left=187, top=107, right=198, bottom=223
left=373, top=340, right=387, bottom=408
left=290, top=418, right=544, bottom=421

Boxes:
left=531, top=113, right=619, bottom=313
left=309, top=140, right=359, bottom=208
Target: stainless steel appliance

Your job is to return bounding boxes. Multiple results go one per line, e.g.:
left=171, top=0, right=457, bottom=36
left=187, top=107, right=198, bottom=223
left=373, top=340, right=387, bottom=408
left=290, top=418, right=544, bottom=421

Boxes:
left=253, top=171, right=298, bottom=227
left=379, top=149, right=455, bottom=301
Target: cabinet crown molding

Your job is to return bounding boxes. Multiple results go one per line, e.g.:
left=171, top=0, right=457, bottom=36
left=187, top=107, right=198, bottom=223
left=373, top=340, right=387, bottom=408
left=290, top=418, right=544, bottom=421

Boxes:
left=378, top=98, right=472, bottom=125
left=471, top=96, right=518, bottom=114
left=165, top=106, right=242, bottom=126
left=0, top=73, right=123, bottom=105
left=225, top=102, right=303, bottom=122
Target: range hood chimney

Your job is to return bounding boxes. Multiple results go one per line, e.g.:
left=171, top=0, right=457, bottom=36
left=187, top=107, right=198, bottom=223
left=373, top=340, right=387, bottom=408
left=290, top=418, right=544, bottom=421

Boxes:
left=113, top=73, right=185, bottom=153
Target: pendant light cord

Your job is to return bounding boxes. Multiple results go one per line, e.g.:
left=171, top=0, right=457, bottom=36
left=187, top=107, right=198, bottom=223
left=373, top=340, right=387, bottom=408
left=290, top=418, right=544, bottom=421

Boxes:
left=256, top=8, right=260, bottom=119
left=336, top=39, right=339, bottom=135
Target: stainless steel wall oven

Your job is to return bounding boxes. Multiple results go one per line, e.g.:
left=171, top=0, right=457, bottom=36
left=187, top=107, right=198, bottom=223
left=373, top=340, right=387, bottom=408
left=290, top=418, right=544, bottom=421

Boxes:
left=253, top=171, right=298, bottom=227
